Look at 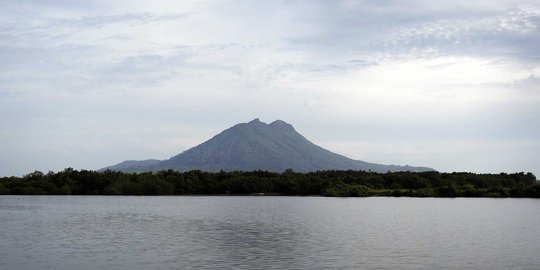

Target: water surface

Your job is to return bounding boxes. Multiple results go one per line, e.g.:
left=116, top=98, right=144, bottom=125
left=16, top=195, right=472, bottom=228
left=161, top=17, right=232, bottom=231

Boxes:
left=0, top=196, right=539, bottom=269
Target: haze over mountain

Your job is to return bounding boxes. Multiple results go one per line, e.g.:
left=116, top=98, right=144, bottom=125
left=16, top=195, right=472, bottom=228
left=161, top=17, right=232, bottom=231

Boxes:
left=103, top=119, right=434, bottom=173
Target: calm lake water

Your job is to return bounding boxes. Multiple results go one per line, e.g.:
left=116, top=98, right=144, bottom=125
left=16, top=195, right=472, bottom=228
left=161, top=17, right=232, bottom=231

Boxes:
left=0, top=196, right=539, bottom=269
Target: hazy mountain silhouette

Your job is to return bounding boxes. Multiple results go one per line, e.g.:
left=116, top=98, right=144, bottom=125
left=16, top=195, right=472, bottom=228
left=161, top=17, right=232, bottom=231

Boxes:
left=102, top=119, right=434, bottom=173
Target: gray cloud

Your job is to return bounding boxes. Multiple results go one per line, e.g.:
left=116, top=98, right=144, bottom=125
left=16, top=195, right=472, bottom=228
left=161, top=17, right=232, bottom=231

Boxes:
left=0, top=0, right=539, bottom=177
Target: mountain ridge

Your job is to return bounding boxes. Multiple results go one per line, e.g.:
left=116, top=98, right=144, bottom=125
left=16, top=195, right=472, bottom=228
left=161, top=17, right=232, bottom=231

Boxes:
left=102, top=119, right=434, bottom=173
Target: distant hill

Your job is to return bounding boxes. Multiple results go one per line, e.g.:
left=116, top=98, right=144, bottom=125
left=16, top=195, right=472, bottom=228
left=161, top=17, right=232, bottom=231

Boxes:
left=103, top=159, right=161, bottom=172
left=102, top=119, right=434, bottom=173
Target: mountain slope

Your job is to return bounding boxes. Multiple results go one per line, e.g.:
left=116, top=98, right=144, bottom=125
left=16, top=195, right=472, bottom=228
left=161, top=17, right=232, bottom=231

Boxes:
left=103, top=119, right=434, bottom=173
left=102, top=159, right=161, bottom=172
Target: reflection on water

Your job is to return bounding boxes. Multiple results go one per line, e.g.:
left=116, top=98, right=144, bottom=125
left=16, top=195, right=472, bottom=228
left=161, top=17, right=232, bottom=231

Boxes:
left=0, top=196, right=539, bottom=269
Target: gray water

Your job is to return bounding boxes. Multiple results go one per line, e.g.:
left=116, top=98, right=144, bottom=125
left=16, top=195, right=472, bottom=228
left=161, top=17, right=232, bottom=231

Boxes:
left=0, top=196, right=539, bottom=270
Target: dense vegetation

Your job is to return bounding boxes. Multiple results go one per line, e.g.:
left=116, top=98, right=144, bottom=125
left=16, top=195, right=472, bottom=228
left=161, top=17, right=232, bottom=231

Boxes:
left=0, top=169, right=538, bottom=197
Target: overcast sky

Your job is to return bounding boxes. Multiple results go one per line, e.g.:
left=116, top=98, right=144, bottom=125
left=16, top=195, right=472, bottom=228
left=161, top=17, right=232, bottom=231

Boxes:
left=1, top=0, right=539, bottom=177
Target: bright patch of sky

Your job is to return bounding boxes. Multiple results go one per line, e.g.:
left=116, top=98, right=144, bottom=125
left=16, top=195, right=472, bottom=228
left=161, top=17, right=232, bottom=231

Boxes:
left=1, top=0, right=539, bottom=177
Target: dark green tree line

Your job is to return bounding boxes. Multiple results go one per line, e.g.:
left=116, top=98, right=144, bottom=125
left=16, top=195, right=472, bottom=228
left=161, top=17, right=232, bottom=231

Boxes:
left=1, top=169, right=538, bottom=197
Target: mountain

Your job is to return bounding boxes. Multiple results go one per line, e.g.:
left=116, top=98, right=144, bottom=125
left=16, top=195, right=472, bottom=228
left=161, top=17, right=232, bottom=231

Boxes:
left=102, top=119, right=434, bottom=173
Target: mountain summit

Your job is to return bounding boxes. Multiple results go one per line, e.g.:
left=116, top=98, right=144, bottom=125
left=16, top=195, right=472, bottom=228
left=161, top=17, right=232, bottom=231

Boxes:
left=103, top=119, right=434, bottom=173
